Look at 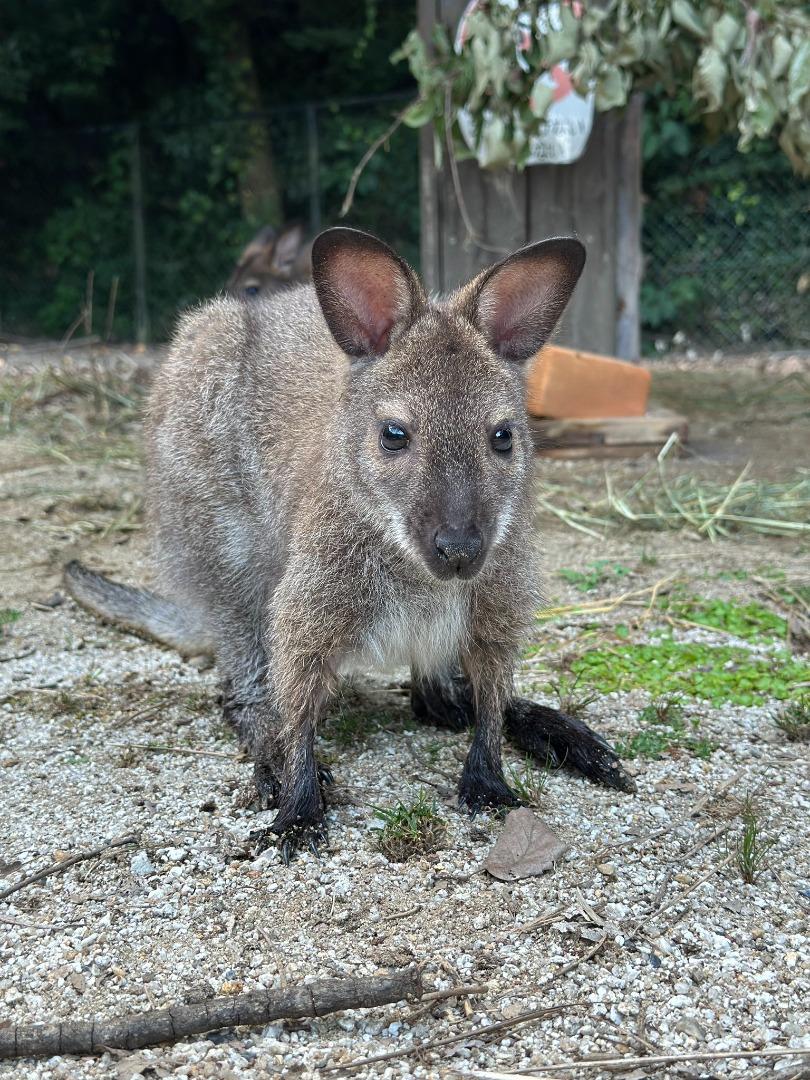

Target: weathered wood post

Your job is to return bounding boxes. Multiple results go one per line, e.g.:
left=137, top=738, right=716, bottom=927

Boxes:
left=418, top=0, right=642, bottom=360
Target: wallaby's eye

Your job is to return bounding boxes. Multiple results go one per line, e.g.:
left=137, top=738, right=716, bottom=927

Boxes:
left=380, top=422, right=409, bottom=453
left=491, top=427, right=513, bottom=453
left=245, top=285, right=260, bottom=297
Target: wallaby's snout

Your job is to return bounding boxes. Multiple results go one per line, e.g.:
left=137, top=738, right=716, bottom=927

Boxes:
left=433, top=523, right=484, bottom=578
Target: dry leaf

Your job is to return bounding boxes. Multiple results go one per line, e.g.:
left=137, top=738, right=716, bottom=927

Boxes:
left=116, top=1054, right=171, bottom=1080
left=483, top=808, right=568, bottom=881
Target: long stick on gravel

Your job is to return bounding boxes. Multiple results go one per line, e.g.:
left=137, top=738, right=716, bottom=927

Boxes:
left=0, top=966, right=423, bottom=1059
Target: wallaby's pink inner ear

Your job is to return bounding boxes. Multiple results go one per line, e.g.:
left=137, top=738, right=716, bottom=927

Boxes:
left=474, top=238, right=586, bottom=363
left=312, top=228, right=423, bottom=359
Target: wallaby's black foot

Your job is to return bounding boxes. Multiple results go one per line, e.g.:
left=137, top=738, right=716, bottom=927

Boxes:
left=253, top=761, right=281, bottom=809
left=270, top=815, right=329, bottom=865
left=458, top=781, right=522, bottom=818
left=317, top=762, right=335, bottom=787
left=457, top=755, right=522, bottom=817
left=253, top=760, right=334, bottom=810
left=505, top=699, right=636, bottom=793
left=412, top=670, right=635, bottom=793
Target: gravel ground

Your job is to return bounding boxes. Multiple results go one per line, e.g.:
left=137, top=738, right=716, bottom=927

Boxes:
left=1, top=344, right=809, bottom=1079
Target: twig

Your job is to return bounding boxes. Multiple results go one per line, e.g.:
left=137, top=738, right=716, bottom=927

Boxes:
left=0, top=834, right=139, bottom=902
left=536, top=575, right=680, bottom=622
left=630, top=854, right=733, bottom=936
left=421, top=983, right=488, bottom=1005
left=406, top=980, right=487, bottom=1023
left=0, top=966, right=422, bottom=1058
left=495, top=936, right=609, bottom=1004
left=341, top=98, right=423, bottom=216
left=381, top=904, right=422, bottom=921
left=458, top=1044, right=810, bottom=1076
left=323, top=1004, right=567, bottom=1073
left=443, top=81, right=509, bottom=256
left=112, top=742, right=236, bottom=760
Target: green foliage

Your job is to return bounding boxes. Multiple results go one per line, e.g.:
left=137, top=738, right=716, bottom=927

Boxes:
left=0, top=0, right=419, bottom=340
left=557, top=560, right=633, bottom=593
left=617, top=694, right=717, bottom=759
left=0, top=609, right=22, bottom=628
left=662, top=596, right=788, bottom=641
left=506, top=754, right=548, bottom=805
left=729, top=796, right=776, bottom=885
left=570, top=636, right=810, bottom=707
left=372, top=789, right=447, bottom=861
left=396, top=1, right=810, bottom=175
left=640, top=107, right=810, bottom=349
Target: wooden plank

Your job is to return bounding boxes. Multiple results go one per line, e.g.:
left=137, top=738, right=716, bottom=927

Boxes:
left=531, top=410, right=688, bottom=458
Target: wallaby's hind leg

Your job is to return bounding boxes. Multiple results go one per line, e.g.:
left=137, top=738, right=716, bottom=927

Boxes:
left=411, top=669, right=636, bottom=793
left=505, top=699, right=636, bottom=792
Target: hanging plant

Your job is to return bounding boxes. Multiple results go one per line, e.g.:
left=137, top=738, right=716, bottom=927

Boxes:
left=392, top=0, right=810, bottom=175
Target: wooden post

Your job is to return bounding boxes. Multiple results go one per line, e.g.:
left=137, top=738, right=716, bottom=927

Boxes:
left=418, top=0, right=643, bottom=360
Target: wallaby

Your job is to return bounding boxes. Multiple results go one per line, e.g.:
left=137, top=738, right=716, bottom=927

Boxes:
left=65, top=227, right=633, bottom=861
left=226, top=222, right=312, bottom=298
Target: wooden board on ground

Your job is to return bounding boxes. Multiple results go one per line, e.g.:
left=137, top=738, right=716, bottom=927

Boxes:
left=532, top=410, right=688, bottom=459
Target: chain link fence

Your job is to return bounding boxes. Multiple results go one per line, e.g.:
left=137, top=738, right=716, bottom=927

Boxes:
left=641, top=158, right=810, bottom=354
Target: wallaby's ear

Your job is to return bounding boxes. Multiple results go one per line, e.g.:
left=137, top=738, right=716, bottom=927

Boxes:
left=312, top=227, right=425, bottom=359
left=271, top=222, right=305, bottom=275
left=470, top=237, right=586, bottom=364
left=235, top=225, right=277, bottom=267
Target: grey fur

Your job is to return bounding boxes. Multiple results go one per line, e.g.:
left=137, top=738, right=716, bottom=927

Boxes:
left=65, top=227, right=586, bottom=858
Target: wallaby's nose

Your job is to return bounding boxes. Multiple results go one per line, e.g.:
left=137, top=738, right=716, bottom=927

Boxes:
left=434, top=526, right=484, bottom=574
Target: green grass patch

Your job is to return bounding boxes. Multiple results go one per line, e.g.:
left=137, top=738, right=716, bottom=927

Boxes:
left=372, top=789, right=447, bottom=862
left=0, top=609, right=22, bottom=628
left=775, top=694, right=810, bottom=742
left=729, top=796, right=776, bottom=885
left=570, top=637, right=809, bottom=707
left=663, top=596, right=788, bottom=641
left=557, top=561, right=633, bottom=593
left=616, top=695, right=717, bottom=760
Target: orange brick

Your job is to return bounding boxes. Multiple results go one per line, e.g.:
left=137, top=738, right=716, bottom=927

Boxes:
left=526, top=345, right=651, bottom=419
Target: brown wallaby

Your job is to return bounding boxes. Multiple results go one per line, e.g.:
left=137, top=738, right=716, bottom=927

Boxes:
left=226, top=222, right=312, bottom=298
left=65, top=227, right=633, bottom=862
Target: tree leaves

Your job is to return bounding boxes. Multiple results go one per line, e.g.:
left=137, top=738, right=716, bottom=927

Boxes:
left=397, top=0, right=810, bottom=176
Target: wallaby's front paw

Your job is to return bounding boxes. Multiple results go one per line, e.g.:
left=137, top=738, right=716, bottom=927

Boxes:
left=457, top=774, right=522, bottom=818
left=270, top=815, right=329, bottom=865
left=253, top=760, right=334, bottom=811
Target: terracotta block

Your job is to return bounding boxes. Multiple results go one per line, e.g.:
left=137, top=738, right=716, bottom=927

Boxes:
left=526, top=345, right=651, bottom=419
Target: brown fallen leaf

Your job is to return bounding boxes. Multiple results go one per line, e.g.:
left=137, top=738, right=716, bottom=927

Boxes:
left=483, top=807, right=569, bottom=881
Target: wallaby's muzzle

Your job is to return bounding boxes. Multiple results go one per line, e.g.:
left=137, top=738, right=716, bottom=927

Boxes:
left=433, top=524, right=484, bottom=579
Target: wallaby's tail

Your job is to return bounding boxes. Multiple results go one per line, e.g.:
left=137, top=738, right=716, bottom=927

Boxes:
left=63, top=560, right=214, bottom=657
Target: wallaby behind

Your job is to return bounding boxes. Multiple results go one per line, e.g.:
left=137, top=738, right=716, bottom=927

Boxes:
left=66, top=227, right=632, bottom=861
left=226, top=221, right=312, bottom=298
